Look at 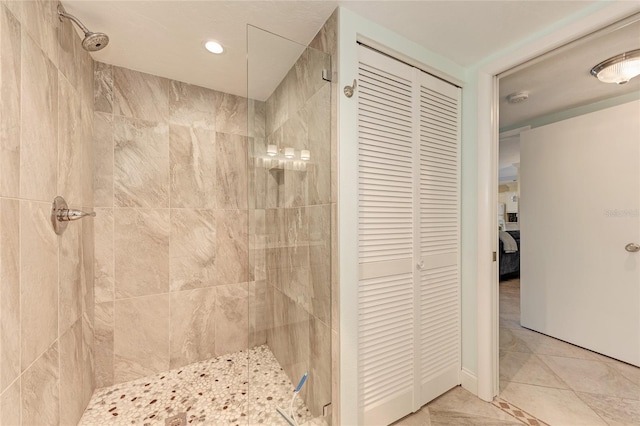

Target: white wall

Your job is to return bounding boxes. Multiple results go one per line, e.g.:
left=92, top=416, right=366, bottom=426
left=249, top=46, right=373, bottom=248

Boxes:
left=520, top=100, right=640, bottom=365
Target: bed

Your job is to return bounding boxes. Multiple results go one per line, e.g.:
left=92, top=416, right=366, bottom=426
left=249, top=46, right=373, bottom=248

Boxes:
left=499, top=230, right=520, bottom=279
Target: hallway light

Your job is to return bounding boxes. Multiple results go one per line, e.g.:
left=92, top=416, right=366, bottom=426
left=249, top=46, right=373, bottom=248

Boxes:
left=590, top=49, right=640, bottom=84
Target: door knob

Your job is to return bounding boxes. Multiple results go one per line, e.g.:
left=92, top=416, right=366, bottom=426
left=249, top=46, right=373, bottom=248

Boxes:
left=417, top=261, right=425, bottom=270
left=625, top=243, right=640, bottom=253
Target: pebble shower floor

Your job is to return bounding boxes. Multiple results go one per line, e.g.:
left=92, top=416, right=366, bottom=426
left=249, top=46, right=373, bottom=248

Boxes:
left=79, top=345, right=323, bottom=426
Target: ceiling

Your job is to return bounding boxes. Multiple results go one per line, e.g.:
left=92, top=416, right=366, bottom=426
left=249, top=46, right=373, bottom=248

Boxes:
left=62, top=0, right=600, bottom=99
left=499, top=16, right=640, bottom=129
left=498, top=15, right=640, bottom=181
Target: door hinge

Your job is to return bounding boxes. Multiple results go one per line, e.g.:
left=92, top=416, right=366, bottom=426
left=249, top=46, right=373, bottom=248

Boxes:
left=492, top=251, right=497, bottom=262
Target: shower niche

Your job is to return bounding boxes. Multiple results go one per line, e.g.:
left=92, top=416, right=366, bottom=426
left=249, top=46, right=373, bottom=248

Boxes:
left=248, top=25, right=333, bottom=424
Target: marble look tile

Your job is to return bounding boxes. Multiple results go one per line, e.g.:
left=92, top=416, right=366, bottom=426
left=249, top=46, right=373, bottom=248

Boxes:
left=214, top=284, right=249, bottom=355
left=22, top=0, right=58, bottom=67
left=20, top=200, right=57, bottom=369
left=93, top=112, right=113, bottom=207
left=215, top=92, right=248, bottom=136
left=285, top=169, right=309, bottom=208
left=81, top=212, right=95, bottom=320
left=215, top=209, right=248, bottom=285
left=268, top=288, right=310, bottom=394
left=113, top=66, right=169, bottom=122
left=309, top=10, right=337, bottom=57
left=80, top=102, right=94, bottom=208
left=94, top=62, right=113, bottom=113
left=0, top=199, right=20, bottom=392
left=114, top=208, right=169, bottom=298
left=248, top=99, right=265, bottom=138
left=249, top=280, right=267, bottom=347
left=59, top=318, right=84, bottom=426
left=1, top=1, right=21, bottom=21
left=330, top=202, right=338, bottom=331
left=309, top=204, right=331, bottom=324
left=57, top=75, right=82, bottom=208
left=500, top=381, right=607, bottom=425
left=392, top=408, right=431, bottom=426
left=266, top=80, right=288, bottom=136
left=169, top=125, right=216, bottom=208
left=610, top=360, right=640, bottom=386
left=169, top=80, right=216, bottom=129
left=94, top=208, right=114, bottom=303
left=20, top=32, right=58, bottom=202
left=499, top=312, right=522, bottom=330
left=216, top=132, right=248, bottom=209
left=308, top=317, right=331, bottom=417
left=306, top=46, right=331, bottom=101
left=94, top=301, right=114, bottom=388
left=282, top=108, right=308, bottom=150
left=514, top=327, right=614, bottom=361
left=499, top=351, right=568, bottom=389
left=539, top=355, right=640, bottom=400
left=0, top=5, right=21, bottom=198
left=0, top=377, right=20, bottom=425
left=429, top=386, right=520, bottom=423
left=114, top=294, right=170, bottom=383
left=288, top=50, right=312, bottom=115
left=21, top=342, right=60, bottom=425
left=81, top=314, right=96, bottom=409
left=114, top=116, right=169, bottom=208
left=170, top=208, right=216, bottom=291
left=169, top=287, right=217, bottom=369
left=59, top=218, right=82, bottom=336
left=305, top=85, right=331, bottom=205
left=57, top=14, right=78, bottom=89
left=576, top=391, right=640, bottom=426
left=499, top=328, right=532, bottom=353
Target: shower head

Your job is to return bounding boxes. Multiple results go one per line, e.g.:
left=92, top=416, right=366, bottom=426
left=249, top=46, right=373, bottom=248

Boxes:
left=82, top=32, right=109, bottom=52
left=57, top=5, right=109, bottom=52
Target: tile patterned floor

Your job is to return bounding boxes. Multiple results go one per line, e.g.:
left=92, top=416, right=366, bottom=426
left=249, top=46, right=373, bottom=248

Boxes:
left=79, top=345, right=324, bottom=426
left=392, top=386, right=524, bottom=426
left=499, top=278, right=640, bottom=426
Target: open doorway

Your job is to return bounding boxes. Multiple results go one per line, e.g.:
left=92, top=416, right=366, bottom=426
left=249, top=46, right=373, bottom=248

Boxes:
left=495, top=13, right=640, bottom=425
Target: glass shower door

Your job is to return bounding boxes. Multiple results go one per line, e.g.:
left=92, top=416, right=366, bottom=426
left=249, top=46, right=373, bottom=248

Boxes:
left=247, top=25, right=332, bottom=425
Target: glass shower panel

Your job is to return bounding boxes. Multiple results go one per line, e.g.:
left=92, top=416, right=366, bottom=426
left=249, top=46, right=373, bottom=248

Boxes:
left=247, top=26, right=332, bottom=425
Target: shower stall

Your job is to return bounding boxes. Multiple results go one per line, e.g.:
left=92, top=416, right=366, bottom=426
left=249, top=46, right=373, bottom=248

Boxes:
left=77, top=23, right=332, bottom=426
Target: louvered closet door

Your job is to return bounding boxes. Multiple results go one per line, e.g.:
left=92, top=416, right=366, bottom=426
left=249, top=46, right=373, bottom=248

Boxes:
left=357, top=45, right=462, bottom=425
left=415, top=70, right=461, bottom=407
left=357, top=46, right=416, bottom=426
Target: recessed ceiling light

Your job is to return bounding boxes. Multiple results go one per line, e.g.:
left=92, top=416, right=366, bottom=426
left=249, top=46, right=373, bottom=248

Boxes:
left=591, top=49, right=640, bottom=85
left=204, top=40, right=224, bottom=54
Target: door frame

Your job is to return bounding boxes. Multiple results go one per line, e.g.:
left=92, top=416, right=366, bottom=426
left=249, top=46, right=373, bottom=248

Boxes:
left=475, top=1, right=640, bottom=402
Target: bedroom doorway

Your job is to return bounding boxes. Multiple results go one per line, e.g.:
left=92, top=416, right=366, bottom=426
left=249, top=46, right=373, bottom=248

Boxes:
left=494, top=13, right=640, bottom=425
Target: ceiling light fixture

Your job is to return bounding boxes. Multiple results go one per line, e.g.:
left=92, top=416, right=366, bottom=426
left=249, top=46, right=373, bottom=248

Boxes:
left=204, top=40, right=224, bottom=54
left=590, top=49, right=640, bottom=85
left=506, top=91, right=529, bottom=104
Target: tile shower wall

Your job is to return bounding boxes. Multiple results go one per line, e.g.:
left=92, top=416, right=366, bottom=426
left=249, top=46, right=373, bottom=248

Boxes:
left=93, top=63, right=264, bottom=387
left=0, top=1, right=95, bottom=425
left=252, top=12, right=337, bottom=419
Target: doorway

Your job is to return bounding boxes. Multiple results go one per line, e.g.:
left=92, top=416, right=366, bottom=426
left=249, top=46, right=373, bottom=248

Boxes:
left=494, top=13, right=640, bottom=425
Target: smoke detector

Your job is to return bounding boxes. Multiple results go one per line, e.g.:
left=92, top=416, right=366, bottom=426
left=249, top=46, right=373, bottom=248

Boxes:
left=506, top=91, right=529, bottom=104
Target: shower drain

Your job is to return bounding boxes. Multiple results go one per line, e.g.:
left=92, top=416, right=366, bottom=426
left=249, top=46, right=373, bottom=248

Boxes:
left=165, top=413, right=187, bottom=426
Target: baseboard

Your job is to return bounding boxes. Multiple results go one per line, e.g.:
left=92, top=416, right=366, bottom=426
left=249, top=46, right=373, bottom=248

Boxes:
left=460, top=368, right=478, bottom=395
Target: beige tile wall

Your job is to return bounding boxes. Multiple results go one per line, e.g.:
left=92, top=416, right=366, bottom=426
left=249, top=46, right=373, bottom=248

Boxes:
left=252, top=10, right=337, bottom=420
left=93, top=63, right=261, bottom=387
left=0, top=1, right=95, bottom=424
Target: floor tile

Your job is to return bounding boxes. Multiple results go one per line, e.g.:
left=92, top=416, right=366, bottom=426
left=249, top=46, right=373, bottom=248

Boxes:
left=576, top=392, right=640, bottom=426
left=539, top=355, right=639, bottom=400
left=499, top=351, right=568, bottom=389
left=499, top=382, right=607, bottom=426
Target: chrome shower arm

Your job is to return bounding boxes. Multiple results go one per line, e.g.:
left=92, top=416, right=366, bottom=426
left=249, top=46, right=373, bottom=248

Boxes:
left=57, top=5, right=90, bottom=35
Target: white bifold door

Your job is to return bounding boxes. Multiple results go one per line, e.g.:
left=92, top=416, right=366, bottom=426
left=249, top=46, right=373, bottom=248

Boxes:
left=356, top=45, right=461, bottom=425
